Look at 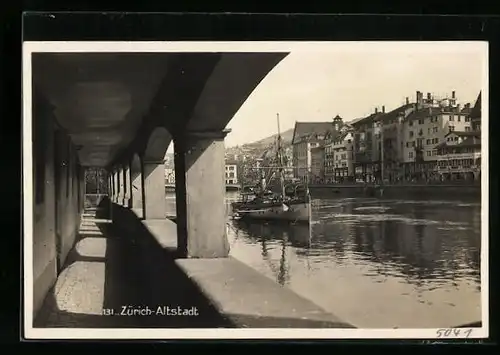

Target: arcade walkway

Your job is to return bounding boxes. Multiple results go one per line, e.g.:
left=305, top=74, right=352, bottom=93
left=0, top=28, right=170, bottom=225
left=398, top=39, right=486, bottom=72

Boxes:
left=34, top=198, right=354, bottom=329
left=29, top=50, right=354, bottom=330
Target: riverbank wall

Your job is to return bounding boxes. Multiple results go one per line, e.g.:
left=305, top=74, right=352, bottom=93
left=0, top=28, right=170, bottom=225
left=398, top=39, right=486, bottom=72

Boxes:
left=309, top=184, right=481, bottom=201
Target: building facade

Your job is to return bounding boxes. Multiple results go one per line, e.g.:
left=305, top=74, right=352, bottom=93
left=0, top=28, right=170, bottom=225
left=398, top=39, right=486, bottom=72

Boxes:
left=164, top=167, right=175, bottom=184
left=292, top=121, right=333, bottom=183
left=225, top=162, right=238, bottom=185
left=310, top=145, right=325, bottom=183
left=436, top=131, right=481, bottom=181
left=352, top=109, right=383, bottom=182
left=331, top=130, right=355, bottom=182
left=400, top=91, right=472, bottom=181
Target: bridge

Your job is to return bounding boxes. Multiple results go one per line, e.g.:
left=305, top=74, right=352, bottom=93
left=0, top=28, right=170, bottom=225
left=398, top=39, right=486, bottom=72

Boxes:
left=27, top=47, right=354, bottom=332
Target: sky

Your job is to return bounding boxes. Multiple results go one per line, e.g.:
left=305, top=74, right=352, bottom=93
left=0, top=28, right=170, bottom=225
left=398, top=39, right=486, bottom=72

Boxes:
left=167, top=42, right=486, bottom=153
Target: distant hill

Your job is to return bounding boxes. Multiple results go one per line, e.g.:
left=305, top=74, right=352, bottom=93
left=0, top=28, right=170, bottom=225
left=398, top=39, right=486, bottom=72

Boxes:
left=244, top=127, right=295, bottom=148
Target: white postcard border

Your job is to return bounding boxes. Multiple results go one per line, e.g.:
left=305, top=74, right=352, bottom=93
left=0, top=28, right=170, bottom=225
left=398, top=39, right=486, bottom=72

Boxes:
left=22, top=41, right=489, bottom=340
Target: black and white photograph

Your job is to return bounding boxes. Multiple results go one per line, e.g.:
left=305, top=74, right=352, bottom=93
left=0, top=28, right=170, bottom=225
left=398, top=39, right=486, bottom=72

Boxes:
left=23, top=41, right=488, bottom=339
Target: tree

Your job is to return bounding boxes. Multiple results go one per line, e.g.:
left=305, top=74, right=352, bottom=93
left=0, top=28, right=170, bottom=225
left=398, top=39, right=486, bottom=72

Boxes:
left=85, top=167, right=108, bottom=194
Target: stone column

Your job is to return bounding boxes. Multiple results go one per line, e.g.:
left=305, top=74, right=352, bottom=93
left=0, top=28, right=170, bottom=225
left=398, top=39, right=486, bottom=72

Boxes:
left=112, top=169, right=119, bottom=203
left=131, top=162, right=143, bottom=219
left=181, top=129, right=230, bottom=258
left=117, top=166, right=125, bottom=205
left=108, top=174, right=112, bottom=200
left=122, top=164, right=131, bottom=207
left=142, top=159, right=166, bottom=219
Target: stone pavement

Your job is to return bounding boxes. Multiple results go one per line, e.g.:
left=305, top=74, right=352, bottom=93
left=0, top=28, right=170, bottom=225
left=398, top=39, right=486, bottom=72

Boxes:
left=34, top=207, right=232, bottom=328
left=35, top=201, right=354, bottom=329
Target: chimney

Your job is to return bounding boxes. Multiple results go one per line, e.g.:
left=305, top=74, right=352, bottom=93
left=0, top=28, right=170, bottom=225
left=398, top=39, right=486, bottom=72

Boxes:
left=416, top=91, right=421, bottom=103
left=382, top=105, right=385, bottom=113
left=406, top=97, right=409, bottom=105
left=375, top=107, right=378, bottom=114
left=452, top=91, right=456, bottom=99
left=427, top=92, right=432, bottom=100
left=457, top=103, right=461, bottom=113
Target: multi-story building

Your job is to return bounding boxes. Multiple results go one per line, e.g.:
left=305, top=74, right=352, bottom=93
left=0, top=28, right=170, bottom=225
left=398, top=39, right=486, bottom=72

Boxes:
left=225, top=161, right=238, bottom=185
left=292, top=121, right=333, bottom=183
left=310, top=144, right=325, bottom=183
left=436, top=131, right=481, bottom=181
left=164, top=167, right=175, bottom=184
left=400, top=91, right=472, bottom=180
left=376, top=98, right=417, bottom=182
left=331, top=129, right=355, bottom=182
left=351, top=109, right=384, bottom=182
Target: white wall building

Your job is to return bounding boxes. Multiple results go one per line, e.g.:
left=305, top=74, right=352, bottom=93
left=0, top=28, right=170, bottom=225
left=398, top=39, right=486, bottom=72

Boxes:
left=225, top=163, right=238, bottom=185
left=436, top=131, right=481, bottom=181
left=401, top=92, right=472, bottom=178
left=164, top=167, right=175, bottom=184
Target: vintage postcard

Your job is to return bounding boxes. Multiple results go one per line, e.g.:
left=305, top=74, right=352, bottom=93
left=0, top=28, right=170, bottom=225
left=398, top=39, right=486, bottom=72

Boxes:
left=23, top=41, right=489, bottom=340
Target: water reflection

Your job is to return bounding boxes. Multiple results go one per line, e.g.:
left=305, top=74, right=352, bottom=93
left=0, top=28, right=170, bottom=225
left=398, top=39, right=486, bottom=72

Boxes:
left=166, top=192, right=482, bottom=327
left=227, top=197, right=482, bottom=328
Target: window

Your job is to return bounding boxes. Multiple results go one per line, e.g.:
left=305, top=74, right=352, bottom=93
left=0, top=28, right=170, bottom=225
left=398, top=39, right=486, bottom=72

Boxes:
left=465, top=117, right=470, bottom=122
left=409, top=121, right=414, bottom=126
left=457, top=116, right=461, bottom=122
left=418, top=119, right=425, bottom=124
left=409, top=152, right=414, bottom=159
left=409, top=131, right=414, bottom=138
left=426, top=139, right=431, bottom=145
left=406, top=142, right=410, bottom=148
left=427, top=151, right=432, bottom=157
left=465, top=126, right=471, bottom=132
left=428, top=128, right=431, bottom=135
left=433, top=127, right=438, bottom=133
left=449, top=115, right=454, bottom=121
left=432, top=150, right=437, bottom=156
left=449, top=126, right=455, bottom=132
left=454, top=136, right=459, bottom=141
left=433, top=138, right=439, bottom=144
left=347, top=139, right=352, bottom=143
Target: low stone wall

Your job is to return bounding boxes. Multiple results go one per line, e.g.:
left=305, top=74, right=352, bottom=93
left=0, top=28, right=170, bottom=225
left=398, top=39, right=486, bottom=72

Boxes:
left=309, top=184, right=481, bottom=201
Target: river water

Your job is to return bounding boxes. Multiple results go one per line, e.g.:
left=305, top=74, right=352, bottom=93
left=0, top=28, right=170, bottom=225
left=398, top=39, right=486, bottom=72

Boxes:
left=165, top=191, right=482, bottom=329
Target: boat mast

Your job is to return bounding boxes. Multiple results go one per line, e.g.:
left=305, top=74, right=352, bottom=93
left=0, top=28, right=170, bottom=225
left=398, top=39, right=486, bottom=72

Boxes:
left=276, top=113, right=286, bottom=199
left=380, top=116, right=385, bottom=184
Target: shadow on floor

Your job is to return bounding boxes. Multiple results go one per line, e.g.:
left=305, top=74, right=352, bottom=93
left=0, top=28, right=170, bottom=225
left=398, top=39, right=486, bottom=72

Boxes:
left=35, top=196, right=235, bottom=328
left=34, top=196, right=358, bottom=329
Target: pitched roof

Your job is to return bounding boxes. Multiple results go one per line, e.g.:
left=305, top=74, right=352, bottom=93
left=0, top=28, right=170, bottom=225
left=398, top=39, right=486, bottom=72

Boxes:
left=406, top=106, right=461, bottom=121
left=292, top=122, right=333, bottom=144
left=378, top=103, right=415, bottom=123
left=350, top=112, right=384, bottom=127
left=470, top=91, right=481, bottom=119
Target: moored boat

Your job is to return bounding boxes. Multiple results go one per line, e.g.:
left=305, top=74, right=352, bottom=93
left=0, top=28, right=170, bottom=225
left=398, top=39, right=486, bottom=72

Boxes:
left=231, top=113, right=312, bottom=224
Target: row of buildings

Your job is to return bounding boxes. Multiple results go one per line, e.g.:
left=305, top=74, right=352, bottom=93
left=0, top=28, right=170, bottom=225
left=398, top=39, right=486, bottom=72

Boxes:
left=292, top=90, right=482, bottom=184
left=165, top=162, right=239, bottom=186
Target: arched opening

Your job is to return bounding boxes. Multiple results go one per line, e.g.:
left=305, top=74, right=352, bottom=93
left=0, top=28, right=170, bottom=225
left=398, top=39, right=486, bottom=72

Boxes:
left=142, top=126, right=173, bottom=220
